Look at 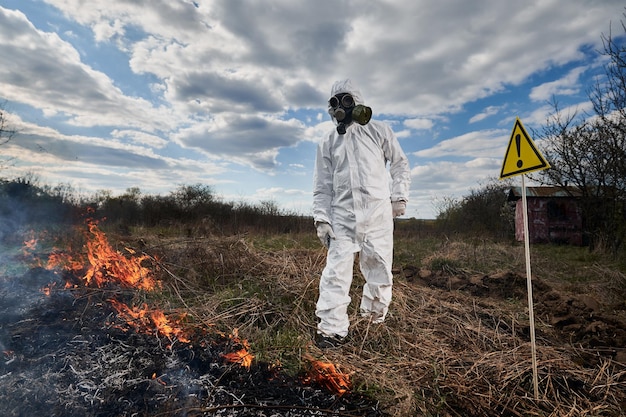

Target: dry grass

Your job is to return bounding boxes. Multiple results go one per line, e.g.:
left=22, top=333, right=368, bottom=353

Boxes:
left=120, top=229, right=626, bottom=417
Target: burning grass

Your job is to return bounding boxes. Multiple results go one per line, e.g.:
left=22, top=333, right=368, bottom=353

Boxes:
left=1, top=220, right=381, bottom=417
left=2, top=219, right=626, bottom=416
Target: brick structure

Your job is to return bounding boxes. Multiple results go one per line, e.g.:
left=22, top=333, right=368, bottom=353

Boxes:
left=508, top=186, right=583, bottom=245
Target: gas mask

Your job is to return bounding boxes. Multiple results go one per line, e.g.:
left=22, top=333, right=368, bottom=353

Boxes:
left=328, top=93, right=372, bottom=134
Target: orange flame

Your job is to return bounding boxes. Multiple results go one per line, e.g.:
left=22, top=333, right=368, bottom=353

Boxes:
left=43, top=215, right=194, bottom=349
left=221, top=329, right=254, bottom=369
left=149, top=309, right=190, bottom=343
left=45, top=218, right=158, bottom=291
left=109, top=299, right=190, bottom=344
left=22, top=236, right=38, bottom=255
left=46, top=252, right=84, bottom=273
left=151, top=373, right=167, bottom=386
left=303, top=354, right=351, bottom=396
left=38, top=214, right=271, bottom=365
left=40, top=282, right=56, bottom=296
left=222, top=348, right=254, bottom=369
left=83, top=220, right=157, bottom=290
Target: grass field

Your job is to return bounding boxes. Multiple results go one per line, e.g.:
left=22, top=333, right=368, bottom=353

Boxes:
left=96, top=221, right=625, bottom=416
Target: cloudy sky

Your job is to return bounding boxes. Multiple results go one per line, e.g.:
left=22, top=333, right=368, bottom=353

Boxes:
left=0, top=0, right=624, bottom=219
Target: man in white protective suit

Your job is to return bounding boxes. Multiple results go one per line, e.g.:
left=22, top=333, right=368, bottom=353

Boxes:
left=312, top=79, right=411, bottom=349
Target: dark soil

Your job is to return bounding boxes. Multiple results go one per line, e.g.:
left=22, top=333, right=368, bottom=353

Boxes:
left=403, top=265, right=626, bottom=363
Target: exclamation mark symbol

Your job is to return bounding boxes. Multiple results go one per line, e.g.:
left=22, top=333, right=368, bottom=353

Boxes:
left=516, top=134, right=523, bottom=168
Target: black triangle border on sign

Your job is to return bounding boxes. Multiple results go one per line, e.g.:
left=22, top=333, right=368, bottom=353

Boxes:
left=499, top=119, right=550, bottom=179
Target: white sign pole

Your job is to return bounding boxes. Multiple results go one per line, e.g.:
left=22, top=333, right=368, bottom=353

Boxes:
left=521, top=174, right=539, bottom=399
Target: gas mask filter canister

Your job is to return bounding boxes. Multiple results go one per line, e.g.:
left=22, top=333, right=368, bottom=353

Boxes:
left=329, top=93, right=372, bottom=134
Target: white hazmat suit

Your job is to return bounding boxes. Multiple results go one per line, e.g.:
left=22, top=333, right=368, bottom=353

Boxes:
left=313, top=79, right=411, bottom=340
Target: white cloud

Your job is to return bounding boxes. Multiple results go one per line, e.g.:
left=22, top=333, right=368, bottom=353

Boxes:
left=111, top=130, right=168, bottom=149
left=469, top=105, right=503, bottom=124
left=1, top=0, right=624, bottom=218
left=530, top=66, right=587, bottom=102
left=404, top=118, right=434, bottom=130
left=414, top=129, right=508, bottom=159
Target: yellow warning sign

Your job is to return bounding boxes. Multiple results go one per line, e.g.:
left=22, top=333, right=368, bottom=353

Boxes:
left=499, top=118, right=550, bottom=179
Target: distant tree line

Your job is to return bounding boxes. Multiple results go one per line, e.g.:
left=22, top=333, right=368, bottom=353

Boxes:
left=432, top=178, right=515, bottom=241
left=0, top=176, right=311, bottom=238
left=0, top=174, right=85, bottom=236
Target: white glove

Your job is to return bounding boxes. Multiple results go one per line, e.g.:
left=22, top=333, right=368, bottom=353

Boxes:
left=316, top=222, right=335, bottom=248
left=392, top=200, right=406, bottom=218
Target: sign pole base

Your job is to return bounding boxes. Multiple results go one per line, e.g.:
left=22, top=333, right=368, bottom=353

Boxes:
left=522, top=174, right=539, bottom=400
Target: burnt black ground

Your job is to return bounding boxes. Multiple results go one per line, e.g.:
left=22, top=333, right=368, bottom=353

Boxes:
left=0, top=267, right=384, bottom=417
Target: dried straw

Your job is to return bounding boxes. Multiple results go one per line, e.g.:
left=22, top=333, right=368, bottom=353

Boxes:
left=142, top=233, right=626, bottom=417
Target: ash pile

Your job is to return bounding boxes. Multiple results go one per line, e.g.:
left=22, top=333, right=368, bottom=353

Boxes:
left=0, top=266, right=382, bottom=417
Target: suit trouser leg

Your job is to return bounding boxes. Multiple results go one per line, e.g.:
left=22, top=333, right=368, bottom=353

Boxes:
left=316, top=239, right=357, bottom=337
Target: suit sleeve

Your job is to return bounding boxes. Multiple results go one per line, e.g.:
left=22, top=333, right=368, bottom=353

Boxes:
left=383, top=126, right=411, bottom=202
left=312, top=139, right=333, bottom=225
